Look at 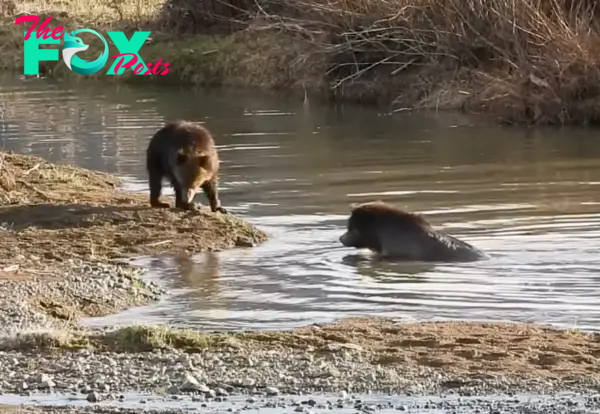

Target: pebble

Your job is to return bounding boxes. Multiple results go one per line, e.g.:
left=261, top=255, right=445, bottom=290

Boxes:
left=0, top=348, right=593, bottom=414
left=87, top=391, right=100, bottom=403
left=266, top=387, right=279, bottom=396
left=0, top=261, right=163, bottom=336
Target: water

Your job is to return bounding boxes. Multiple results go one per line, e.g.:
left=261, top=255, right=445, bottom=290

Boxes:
left=2, top=75, right=600, bottom=332
left=1, top=390, right=599, bottom=413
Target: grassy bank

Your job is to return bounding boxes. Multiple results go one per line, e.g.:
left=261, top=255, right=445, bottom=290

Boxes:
left=5, top=0, right=600, bottom=125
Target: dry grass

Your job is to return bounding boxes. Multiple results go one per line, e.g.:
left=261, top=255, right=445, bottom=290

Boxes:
left=0, top=324, right=239, bottom=352
left=163, top=0, right=600, bottom=125
left=4, top=0, right=600, bottom=124
left=0, top=325, right=232, bottom=352
left=0, top=150, right=121, bottom=205
left=2, top=317, right=599, bottom=382
left=8, top=0, right=163, bottom=27
left=132, top=0, right=600, bottom=124
left=0, top=327, right=88, bottom=351
left=0, top=150, right=268, bottom=280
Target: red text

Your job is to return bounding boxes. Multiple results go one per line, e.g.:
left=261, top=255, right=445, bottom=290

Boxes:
left=15, top=15, right=64, bottom=41
left=112, top=53, right=170, bottom=75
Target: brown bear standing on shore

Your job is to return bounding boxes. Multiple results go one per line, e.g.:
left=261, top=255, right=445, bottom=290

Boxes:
left=339, top=201, right=486, bottom=262
left=146, top=120, right=227, bottom=213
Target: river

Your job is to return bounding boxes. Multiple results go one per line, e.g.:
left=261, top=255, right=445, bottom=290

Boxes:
left=2, top=75, right=600, bottom=332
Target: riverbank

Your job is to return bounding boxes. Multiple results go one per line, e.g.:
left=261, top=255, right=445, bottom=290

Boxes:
left=0, top=150, right=267, bottom=332
left=0, top=152, right=599, bottom=412
left=5, top=0, right=600, bottom=125
left=0, top=318, right=599, bottom=411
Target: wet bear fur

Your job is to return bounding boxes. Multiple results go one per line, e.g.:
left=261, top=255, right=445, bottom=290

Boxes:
left=339, top=201, right=486, bottom=262
left=146, top=120, right=227, bottom=213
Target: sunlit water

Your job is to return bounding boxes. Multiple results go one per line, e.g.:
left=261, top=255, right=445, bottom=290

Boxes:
left=2, top=75, right=600, bottom=332
left=0, top=390, right=597, bottom=413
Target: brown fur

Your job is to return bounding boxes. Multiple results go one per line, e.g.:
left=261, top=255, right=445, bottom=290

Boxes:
left=146, top=120, right=227, bottom=213
left=339, top=201, right=486, bottom=262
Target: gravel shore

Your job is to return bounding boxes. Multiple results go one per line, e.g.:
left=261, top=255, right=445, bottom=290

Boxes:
left=0, top=337, right=598, bottom=398
left=0, top=259, right=164, bottom=335
left=0, top=318, right=598, bottom=408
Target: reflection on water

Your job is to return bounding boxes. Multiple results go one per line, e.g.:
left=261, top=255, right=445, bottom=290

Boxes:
left=2, top=75, right=600, bottom=331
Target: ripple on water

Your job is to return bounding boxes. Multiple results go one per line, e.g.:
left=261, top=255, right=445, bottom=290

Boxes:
left=1, top=76, right=600, bottom=332
left=85, top=208, right=600, bottom=332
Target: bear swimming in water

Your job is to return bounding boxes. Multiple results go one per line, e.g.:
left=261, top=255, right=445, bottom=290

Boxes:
left=339, top=201, right=486, bottom=262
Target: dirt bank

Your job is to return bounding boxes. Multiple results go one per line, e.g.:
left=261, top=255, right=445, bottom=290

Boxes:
left=0, top=150, right=267, bottom=326
left=4, top=0, right=600, bottom=125
left=0, top=151, right=267, bottom=272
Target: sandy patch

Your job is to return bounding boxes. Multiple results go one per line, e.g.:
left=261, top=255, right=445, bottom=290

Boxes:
left=280, top=317, right=600, bottom=381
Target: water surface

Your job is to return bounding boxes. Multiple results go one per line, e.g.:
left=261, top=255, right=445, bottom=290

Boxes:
left=2, top=75, right=600, bottom=331
left=1, top=390, right=597, bottom=414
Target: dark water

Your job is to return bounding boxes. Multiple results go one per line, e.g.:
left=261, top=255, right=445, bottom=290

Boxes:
left=2, top=75, right=600, bottom=332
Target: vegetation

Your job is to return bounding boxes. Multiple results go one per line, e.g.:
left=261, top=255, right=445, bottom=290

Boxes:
left=4, top=0, right=600, bottom=124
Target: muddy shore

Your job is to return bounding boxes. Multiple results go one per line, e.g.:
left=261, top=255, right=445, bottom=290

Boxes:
left=1, top=150, right=599, bottom=413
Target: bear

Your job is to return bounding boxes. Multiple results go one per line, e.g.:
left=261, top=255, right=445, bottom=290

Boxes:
left=339, top=201, right=487, bottom=262
left=146, top=120, right=227, bottom=213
